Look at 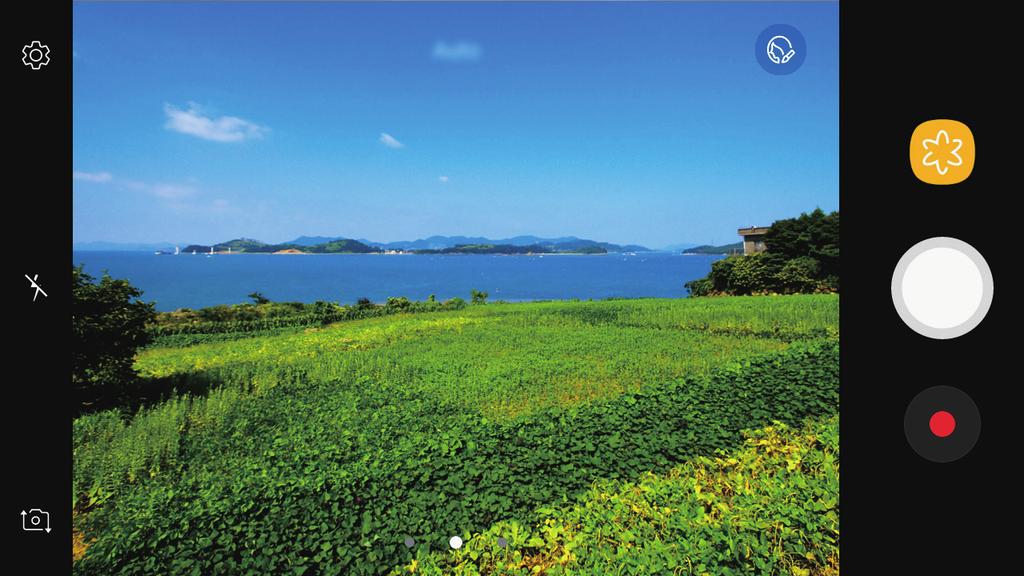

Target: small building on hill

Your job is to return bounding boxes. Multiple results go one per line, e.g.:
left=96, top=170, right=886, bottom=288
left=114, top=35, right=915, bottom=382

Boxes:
left=737, top=226, right=770, bottom=255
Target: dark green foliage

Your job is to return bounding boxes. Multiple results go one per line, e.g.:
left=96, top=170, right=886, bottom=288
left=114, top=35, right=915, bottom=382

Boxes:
left=765, top=208, right=840, bottom=279
left=470, top=289, right=489, bottom=304
left=73, top=266, right=156, bottom=412
left=247, top=292, right=271, bottom=305
left=75, top=341, right=837, bottom=575
left=776, top=256, right=825, bottom=294
left=402, top=416, right=839, bottom=575
left=686, top=209, right=839, bottom=296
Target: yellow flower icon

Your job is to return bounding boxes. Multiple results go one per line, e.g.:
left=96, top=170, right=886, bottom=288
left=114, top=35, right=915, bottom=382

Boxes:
left=921, top=130, right=963, bottom=175
left=910, top=120, right=975, bottom=185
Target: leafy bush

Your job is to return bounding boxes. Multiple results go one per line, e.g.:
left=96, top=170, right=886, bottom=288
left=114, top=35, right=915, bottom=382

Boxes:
left=728, top=253, right=776, bottom=294
left=398, top=416, right=839, bottom=576
left=73, top=266, right=156, bottom=411
left=777, top=256, right=826, bottom=294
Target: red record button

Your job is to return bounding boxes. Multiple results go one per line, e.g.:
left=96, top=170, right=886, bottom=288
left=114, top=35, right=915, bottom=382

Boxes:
left=928, top=411, right=956, bottom=438
left=905, top=386, right=980, bottom=463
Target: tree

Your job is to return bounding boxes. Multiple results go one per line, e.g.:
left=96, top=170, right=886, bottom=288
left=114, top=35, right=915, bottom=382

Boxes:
left=385, top=296, right=412, bottom=311
left=248, top=291, right=271, bottom=305
left=685, top=209, right=839, bottom=296
left=73, top=266, right=156, bottom=411
left=470, top=289, right=489, bottom=304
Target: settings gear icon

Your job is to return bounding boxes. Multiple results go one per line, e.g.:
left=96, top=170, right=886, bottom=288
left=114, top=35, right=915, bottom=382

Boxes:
left=22, top=41, right=51, bottom=70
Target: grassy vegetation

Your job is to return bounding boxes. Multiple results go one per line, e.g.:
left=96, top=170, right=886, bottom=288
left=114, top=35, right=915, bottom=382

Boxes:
left=146, top=296, right=468, bottom=348
left=396, top=416, right=839, bottom=576
left=73, top=294, right=838, bottom=575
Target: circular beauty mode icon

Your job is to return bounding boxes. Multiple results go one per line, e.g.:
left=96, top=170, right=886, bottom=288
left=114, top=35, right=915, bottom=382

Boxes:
left=755, top=24, right=806, bottom=75
left=892, top=237, right=993, bottom=339
left=905, top=386, right=980, bottom=463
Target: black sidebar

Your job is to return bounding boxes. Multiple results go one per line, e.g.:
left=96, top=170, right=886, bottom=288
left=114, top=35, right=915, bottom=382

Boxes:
left=842, top=2, right=1018, bottom=573
left=6, top=3, right=71, bottom=574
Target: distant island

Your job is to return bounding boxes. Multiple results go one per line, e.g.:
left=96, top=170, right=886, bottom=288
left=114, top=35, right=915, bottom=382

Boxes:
left=682, top=242, right=743, bottom=255
left=182, top=238, right=380, bottom=254
left=156, top=235, right=654, bottom=255
left=411, top=244, right=609, bottom=255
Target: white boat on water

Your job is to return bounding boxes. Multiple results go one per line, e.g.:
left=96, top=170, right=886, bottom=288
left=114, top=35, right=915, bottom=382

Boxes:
left=155, top=245, right=181, bottom=256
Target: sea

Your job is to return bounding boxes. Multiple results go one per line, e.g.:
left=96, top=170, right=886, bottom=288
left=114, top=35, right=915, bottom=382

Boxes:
left=72, top=251, right=724, bottom=312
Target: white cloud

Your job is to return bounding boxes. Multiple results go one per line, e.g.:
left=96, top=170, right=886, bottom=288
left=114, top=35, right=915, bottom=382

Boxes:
left=73, top=171, right=113, bottom=183
left=149, top=183, right=197, bottom=200
left=438, top=175, right=450, bottom=183
left=164, top=103, right=269, bottom=143
left=122, top=179, right=198, bottom=201
left=379, top=132, right=405, bottom=149
left=432, top=41, right=482, bottom=62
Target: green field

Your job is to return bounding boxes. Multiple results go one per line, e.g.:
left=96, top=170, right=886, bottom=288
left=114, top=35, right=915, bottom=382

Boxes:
left=74, top=294, right=839, bottom=575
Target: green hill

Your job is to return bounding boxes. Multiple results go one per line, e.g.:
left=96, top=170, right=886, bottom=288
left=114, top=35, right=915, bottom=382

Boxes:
left=682, top=242, right=743, bottom=255
left=183, top=237, right=381, bottom=254
left=305, top=239, right=381, bottom=253
left=220, top=238, right=268, bottom=251
left=414, top=243, right=608, bottom=254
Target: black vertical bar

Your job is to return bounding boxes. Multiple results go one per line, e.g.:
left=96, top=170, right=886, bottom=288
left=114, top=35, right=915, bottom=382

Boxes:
left=7, top=3, right=71, bottom=574
left=842, top=1, right=1017, bottom=573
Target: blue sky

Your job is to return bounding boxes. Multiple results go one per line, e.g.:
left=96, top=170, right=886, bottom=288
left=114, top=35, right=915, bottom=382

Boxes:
left=73, top=2, right=838, bottom=248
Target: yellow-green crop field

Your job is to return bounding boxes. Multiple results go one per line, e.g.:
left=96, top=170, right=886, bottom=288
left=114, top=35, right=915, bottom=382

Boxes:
left=74, top=294, right=839, bottom=575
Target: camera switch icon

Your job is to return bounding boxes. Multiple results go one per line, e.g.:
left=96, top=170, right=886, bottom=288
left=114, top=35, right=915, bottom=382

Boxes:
left=21, top=509, right=51, bottom=533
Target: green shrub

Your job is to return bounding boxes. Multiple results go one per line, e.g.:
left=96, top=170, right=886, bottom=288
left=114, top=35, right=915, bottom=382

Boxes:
left=777, top=256, right=825, bottom=294
left=728, top=253, right=776, bottom=294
